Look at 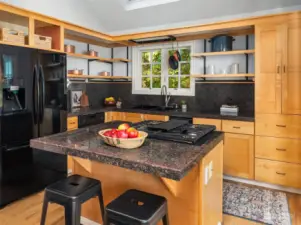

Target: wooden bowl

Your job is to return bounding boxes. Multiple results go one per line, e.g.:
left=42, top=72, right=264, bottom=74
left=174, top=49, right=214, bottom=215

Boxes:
left=98, top=129, right=148, bottom=149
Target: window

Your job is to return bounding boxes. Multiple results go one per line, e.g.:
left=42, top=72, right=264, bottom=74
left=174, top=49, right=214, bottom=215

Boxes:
left=132, top=41, right=195, bottom=96
left=141, top=50, right=162, bottom=89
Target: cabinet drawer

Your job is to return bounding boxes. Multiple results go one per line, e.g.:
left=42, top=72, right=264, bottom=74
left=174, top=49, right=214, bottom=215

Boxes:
left=193, top=118, right=222, bottom=131
left=222, top=120, right=254, bottom=135
left=255, top=158, right=301, bottom=189
left=256, top=136, right=301, bottom=164
left=256, top=114, right=301, bottom=138
left=144, top=114, right=169, bottom=121
left=67, top=117, right=78, bottom=131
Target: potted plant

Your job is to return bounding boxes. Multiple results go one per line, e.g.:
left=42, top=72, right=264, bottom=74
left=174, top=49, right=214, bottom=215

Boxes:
left=181, top=100, right=187, bottom=111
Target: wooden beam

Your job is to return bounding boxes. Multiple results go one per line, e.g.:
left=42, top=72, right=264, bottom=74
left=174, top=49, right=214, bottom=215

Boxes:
left=176, top=27, right=255, bottom=42
left=28, top=17, right=35, bottom=46
left=113, top=13, right=289, bottom=41
left=64, top=33, right=116, bottom=48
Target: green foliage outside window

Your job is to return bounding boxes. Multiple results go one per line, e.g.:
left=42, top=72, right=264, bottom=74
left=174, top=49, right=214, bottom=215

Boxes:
left=141, top=48, right=191, bottom=89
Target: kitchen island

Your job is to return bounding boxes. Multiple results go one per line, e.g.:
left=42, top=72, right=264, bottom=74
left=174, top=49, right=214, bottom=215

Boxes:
left=30, top=122, right=224, bottom=225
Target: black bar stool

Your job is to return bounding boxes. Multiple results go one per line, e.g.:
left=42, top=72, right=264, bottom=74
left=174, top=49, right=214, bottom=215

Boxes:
left=104, top=189, right=169, bottom=225
left=40, top=174, right=105, bottom=225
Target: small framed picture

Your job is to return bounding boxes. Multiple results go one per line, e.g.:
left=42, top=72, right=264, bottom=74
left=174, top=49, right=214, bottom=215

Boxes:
left=70, top=90, right=82, bottom=108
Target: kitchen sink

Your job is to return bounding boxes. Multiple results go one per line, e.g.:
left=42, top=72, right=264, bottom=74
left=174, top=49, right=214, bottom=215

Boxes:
left=131, top=105, right=175, bottom=111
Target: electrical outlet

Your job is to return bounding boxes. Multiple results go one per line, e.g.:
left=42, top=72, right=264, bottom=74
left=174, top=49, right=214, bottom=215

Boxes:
left=217, top=222, right=222, bottom=225
left=209, top=161, right=213, bottom=179
left=204, top=166, right=209, bottom=185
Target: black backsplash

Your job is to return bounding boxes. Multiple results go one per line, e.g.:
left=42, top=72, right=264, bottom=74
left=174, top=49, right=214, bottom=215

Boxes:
left=68, top=82, right=254, bottom=113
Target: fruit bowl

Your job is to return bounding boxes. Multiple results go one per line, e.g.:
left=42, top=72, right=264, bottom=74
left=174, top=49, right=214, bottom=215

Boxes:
left=104, top=100, right=116, bottom=106
left=98, top=129, right=148, bottom=149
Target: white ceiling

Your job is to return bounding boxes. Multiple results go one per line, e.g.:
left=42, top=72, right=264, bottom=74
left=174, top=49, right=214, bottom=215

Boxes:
left=2, top=0, right=301, bottom=35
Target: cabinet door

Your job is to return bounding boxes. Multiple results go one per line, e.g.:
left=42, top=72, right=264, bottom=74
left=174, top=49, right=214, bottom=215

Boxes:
left=224, top=133, right=254, bottom=179
left=67, top=116, right=78, bottom=131
left=123, top=112, right=143, bottom=123
left=255, top=24, right=282, bottom=114
left=143, top=114, right=169, bottom=121
left=282, top=18, right=301, bottom=115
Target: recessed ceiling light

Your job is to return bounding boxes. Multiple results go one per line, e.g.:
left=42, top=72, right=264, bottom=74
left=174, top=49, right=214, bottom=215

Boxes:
left=126, top=0, right=181, bottom=11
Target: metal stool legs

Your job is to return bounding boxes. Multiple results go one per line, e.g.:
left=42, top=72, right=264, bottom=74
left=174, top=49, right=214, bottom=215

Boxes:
left=64, top=201, right=81, bottom=225
left=40, top=193, right=49, bottom=225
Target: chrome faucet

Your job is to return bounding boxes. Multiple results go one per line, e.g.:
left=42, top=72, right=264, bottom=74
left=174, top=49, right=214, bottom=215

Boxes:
left=161, top=85, right=171, bottom=107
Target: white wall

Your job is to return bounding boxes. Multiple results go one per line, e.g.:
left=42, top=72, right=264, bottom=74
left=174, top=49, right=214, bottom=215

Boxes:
left=1, top=0, right=105, bottom=32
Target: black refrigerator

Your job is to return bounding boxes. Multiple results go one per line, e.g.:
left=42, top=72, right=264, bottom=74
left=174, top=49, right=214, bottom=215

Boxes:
left=0, top=44, right=67, bottom=208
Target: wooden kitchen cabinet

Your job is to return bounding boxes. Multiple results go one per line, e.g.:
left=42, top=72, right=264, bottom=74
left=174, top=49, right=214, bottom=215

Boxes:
left=256, top=114, right=301, bottom=139
left=67, top=116, right=78, bottom=131
left=143, top=114, right=169, bottom=121
left=224, top=133, right=254, bottom=179
left=222, top=120, right=254, bottom=135
left=123, top=112, right=144, bottom=123
left=256, top=136, right=301, bottom=164
left=193, top=118, right=222, bottom=131
left=256, top=17, right=301, bottom=115
left=255, top=23, right=282, bottom=114
left=282, top=17, right=301, bottom=115
left=255, top=158, right=301, bottom=189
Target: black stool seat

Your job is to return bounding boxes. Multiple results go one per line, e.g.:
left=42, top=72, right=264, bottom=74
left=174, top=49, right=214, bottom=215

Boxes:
left=46, top=175, right=101, bottom=202
left=105, top=189, right=169, bottom=225
left=40, top=175, right=105, bottom=225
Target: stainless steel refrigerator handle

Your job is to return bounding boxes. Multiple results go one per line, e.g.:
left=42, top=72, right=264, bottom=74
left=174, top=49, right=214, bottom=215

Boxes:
left=32, top=65, right=39, bottom=125
left=39, top=65, right=45, bottom=122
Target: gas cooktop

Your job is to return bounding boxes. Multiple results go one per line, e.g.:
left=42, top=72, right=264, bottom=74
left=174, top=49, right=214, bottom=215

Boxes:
left=133, top=120, right=216, bottom=144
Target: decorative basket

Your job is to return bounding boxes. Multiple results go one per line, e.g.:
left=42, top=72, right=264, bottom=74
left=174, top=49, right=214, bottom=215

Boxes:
left=98, top=129, right=148, bottom=149
left=0, top=28, right=25, bottom=45
left=34, top=34, right=52, bottom=49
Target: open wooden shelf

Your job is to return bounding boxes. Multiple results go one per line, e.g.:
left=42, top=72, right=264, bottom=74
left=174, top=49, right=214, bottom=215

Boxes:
left=191, top=49, right=255, bottom=57
left=191, top=74, right=255, bottom=78
left=66, top=52, right=131, bottom=63
left=67, top=74, right=132, bottom=80
left=0, top=40, right=64, bottom=53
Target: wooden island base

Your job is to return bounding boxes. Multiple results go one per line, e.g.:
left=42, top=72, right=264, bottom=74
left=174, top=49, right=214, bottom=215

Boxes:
left=69, top=142, right=223, bottom=225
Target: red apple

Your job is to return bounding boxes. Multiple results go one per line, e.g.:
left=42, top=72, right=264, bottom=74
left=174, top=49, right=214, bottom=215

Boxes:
left=110, top=129, right=118, bottom=135
left=117, top=130, right=128, bottom=139
left=111, top=133, right=118, bottom=138
left=118, top=123, right=130, bottom=130
left=126, top=127, right=139, bottom=138
left=103, top=130, right=112, bottom=137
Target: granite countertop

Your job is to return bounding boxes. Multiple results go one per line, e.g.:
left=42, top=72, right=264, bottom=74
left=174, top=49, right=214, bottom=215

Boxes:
left=30, top=122, right=224, bottom=181
left=68, top=106, right=254, bottom=122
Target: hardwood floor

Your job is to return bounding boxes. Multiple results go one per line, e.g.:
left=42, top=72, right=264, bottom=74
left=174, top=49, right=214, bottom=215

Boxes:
left=0, top=191, right=300, bottom=225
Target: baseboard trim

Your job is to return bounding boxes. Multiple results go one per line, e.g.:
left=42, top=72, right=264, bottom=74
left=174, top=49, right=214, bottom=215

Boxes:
left=81, top=217, right=101, bottom=225
left=224, top=175, right=301, bottom=194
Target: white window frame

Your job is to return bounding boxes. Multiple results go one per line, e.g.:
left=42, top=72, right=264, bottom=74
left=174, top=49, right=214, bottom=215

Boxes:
left=132, top=41, right=195, bottom=96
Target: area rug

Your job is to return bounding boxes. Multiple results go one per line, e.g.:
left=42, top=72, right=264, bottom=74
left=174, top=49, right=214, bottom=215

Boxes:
left=223, top=181, right=291, bottom=225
